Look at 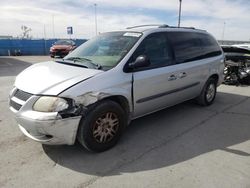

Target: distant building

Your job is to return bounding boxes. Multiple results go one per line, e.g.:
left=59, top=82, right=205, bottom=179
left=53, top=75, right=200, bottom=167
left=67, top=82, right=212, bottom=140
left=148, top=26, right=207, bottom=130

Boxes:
left=0, top=36, right=13, bottom=39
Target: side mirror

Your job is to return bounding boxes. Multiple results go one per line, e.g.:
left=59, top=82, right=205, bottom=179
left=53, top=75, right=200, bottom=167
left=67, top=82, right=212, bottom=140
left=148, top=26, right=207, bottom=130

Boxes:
left=129, top=55, right=150, bottom=69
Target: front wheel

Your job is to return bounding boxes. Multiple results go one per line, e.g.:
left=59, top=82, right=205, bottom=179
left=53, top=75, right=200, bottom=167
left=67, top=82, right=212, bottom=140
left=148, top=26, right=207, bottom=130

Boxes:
left=196, top=77, right=217, bottom=106
left=77, top=100, right=126, bottom=152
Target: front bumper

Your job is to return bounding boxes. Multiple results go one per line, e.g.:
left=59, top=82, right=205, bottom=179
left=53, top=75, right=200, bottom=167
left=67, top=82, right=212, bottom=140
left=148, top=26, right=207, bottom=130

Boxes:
left=9, top=89, right=82, bottom=145
left=50, top=50, right=69, bottom=57
left=15, top=112, right=81, bottom=145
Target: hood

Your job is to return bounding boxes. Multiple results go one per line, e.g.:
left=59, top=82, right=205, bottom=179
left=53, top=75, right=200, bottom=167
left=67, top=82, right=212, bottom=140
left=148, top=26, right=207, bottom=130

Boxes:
left=15, top=61, right=103, bottom=95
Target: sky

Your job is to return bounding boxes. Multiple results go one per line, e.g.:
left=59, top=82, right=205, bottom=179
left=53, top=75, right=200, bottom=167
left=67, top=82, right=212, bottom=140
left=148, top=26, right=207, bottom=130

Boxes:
left=0, top=0, right=250, bottom=41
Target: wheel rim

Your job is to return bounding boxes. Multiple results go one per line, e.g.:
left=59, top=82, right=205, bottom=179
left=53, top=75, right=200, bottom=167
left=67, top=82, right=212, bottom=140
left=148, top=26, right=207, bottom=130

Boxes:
left=206, top=83, right=215, bottom=102
left=92, top=112, right=119, bottom=143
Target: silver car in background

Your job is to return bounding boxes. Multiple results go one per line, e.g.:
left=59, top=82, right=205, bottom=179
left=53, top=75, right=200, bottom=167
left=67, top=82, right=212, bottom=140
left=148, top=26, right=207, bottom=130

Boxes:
left=9, top=25, right=224, bottom=152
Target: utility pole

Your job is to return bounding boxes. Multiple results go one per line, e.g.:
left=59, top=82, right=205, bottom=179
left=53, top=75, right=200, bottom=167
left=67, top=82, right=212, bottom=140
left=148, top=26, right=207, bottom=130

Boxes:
left=94, top=3, right=98, bottom=35
left=43, top=24, right=47, bottom=55
left=221, top=22, right=226, bottom=45
left=178, top=0, right=182, bottom=27
left=52, top=14, right=55, bottom=38
left=43, top=24, right=47, bottom=39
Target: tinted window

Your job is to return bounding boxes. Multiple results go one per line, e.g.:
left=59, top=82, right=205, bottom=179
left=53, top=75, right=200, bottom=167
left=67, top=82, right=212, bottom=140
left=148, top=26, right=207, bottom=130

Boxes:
left=199, top=33, right=222, bottom=58
left=167, top=32, right=202, bottom=63
left=131, top=33, right=174, bottom=69
left=168, top=32, right=222, bottom=64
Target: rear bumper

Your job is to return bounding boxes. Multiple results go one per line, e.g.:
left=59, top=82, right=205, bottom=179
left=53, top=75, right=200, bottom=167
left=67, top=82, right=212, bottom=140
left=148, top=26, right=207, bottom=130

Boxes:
left=14, top=110, right=81, bottom=145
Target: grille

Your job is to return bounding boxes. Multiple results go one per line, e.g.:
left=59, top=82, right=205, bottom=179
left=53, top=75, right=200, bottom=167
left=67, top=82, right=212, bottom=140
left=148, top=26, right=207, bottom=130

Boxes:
left=13, top=89, right=32, bottom=101
left=10, top=89, right=33, bottom=112
left=9, top=100, right=22, bottom=111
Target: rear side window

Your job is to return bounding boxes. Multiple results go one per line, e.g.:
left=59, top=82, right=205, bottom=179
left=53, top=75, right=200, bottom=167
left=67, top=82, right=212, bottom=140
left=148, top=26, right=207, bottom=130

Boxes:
left=167, top=32, right=202, bottom=63
left=199, top=33, right=222, bottom=58
left=167, top=32, right=222, bottom=64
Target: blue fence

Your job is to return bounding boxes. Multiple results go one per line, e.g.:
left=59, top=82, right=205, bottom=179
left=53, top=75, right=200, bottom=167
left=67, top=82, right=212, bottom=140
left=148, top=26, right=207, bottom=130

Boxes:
left=0, top=39, right=87, bottom=56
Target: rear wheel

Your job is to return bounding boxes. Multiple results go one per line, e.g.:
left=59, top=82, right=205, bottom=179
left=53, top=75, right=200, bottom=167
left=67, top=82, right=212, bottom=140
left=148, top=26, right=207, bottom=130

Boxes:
left=77, top=100, right=126, bottom=152
left=196, top=77, right=217, bottom=106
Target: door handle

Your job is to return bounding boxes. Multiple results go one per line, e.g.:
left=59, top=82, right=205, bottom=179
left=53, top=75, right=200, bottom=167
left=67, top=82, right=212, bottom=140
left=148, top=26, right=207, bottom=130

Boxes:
left=179, top=72, right=187, bottom=78
left=168, top=75, right=177, bottom=81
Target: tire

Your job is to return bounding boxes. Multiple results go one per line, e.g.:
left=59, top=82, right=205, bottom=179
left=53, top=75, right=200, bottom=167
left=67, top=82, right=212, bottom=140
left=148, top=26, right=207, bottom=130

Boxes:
left=77, top=100, right=127, bottom=152
left=196, top=77, right=217, bottom=106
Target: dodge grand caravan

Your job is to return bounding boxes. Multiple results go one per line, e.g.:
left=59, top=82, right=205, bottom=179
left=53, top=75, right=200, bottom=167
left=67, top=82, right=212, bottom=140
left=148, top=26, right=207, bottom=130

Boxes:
left=9, top=25, right=224, bottom=152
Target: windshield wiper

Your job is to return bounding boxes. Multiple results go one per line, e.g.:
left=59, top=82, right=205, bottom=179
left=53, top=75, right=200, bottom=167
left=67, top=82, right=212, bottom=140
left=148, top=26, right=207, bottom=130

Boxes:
left=56, top=60, right=88, bottom=68
left=65, top=56, right=91, bottom=62
left=64, top=57, right=102, bottom=70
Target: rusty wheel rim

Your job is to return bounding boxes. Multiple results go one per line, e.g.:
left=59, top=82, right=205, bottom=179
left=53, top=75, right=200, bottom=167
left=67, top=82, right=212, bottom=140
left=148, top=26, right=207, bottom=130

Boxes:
left=92, top=112, right=119, bottom=143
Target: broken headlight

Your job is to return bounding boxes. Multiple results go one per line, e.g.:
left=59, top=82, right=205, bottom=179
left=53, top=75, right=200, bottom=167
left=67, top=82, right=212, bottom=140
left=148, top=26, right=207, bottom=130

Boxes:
left=33, top=96, right=69, bottom=112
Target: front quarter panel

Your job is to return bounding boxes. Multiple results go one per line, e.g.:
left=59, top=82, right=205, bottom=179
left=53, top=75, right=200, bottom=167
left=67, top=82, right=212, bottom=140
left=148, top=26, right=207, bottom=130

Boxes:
left=59, top=68, right=133, bottom=112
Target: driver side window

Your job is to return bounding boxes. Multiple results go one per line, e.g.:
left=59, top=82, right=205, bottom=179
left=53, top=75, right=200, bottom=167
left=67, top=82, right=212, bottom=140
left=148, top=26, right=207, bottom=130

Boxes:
left=132, top=32, right=174, bottom=69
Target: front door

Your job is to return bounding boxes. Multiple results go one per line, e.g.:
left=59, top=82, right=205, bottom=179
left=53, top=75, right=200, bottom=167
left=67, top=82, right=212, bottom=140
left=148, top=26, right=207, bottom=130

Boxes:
left=131, top=32, right=180, bottom=117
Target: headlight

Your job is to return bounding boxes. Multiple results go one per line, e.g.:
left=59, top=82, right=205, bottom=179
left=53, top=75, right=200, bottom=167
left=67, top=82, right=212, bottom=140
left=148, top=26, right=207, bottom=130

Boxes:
left=33, top=96, right=69, bottom=112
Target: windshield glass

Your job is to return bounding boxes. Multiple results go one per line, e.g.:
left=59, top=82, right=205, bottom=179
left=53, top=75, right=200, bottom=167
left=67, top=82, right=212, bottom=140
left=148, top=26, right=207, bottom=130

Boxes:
left=64, top=31, right=142, bottom=69
left=55, top=40, right=74, bottom=45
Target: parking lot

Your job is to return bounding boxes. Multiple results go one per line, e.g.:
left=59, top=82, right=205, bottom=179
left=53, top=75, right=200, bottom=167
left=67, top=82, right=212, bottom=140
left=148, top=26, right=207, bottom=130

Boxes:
left=0, top=56, right=250, bottom=188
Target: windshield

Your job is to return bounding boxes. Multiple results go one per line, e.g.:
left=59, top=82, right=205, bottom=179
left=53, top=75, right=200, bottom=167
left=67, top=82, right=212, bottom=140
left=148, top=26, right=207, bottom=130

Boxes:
left=64, top=31, right=142, bottom=70
left=55, top=40, right=74, bottom=45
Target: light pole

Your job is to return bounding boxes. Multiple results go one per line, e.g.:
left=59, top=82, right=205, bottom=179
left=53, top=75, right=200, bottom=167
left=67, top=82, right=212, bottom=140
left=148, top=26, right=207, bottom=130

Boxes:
left=52, top=14, right=55, bottom=38
left=43, top=24, right=47, bottom=55
left=221, top=21, right=226, bottom=44
left=94, top=3, right=98, bottom=35
left=178, top=0, right=182, bottom=27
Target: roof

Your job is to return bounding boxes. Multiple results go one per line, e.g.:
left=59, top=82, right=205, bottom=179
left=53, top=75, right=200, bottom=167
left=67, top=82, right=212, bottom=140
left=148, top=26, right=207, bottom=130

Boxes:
left=125, top=24, right=207, bottom=33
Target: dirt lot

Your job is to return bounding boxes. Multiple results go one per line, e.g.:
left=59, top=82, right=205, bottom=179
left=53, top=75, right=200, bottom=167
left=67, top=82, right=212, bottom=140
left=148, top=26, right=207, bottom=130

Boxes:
left=0, top=56, right=250, bottom=188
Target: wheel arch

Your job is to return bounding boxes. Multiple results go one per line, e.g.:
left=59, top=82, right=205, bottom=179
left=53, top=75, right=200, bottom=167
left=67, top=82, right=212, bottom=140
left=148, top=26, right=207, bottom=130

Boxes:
left=81, top=94, right=131, bottom=124
left=209, top=74, right=219, bottom=85
left=102, top=95, right=131, bottom=118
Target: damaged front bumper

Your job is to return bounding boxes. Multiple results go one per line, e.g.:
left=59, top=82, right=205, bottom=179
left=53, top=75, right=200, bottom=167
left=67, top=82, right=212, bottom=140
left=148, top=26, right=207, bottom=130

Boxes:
left=15, top=111, right=81, bottom=145
left=9, top=92, right=82, bottom=145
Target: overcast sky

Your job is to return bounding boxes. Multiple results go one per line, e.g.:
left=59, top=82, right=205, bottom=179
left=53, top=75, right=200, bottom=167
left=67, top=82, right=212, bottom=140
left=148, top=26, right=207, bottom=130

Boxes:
left=0, top=0, right=250, bottom=40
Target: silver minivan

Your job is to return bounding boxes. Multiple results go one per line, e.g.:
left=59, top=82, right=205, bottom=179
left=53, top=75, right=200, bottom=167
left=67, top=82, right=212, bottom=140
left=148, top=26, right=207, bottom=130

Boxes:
left=9, top=25, right=224, bottom=152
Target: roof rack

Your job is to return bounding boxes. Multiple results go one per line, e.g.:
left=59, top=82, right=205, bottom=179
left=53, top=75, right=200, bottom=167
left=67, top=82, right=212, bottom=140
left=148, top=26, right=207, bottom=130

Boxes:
left=126, top=24, right=169, bottom=29
left=162, top=26, right=196, bottom=29
left=126, top=24, right=202, bottom=30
